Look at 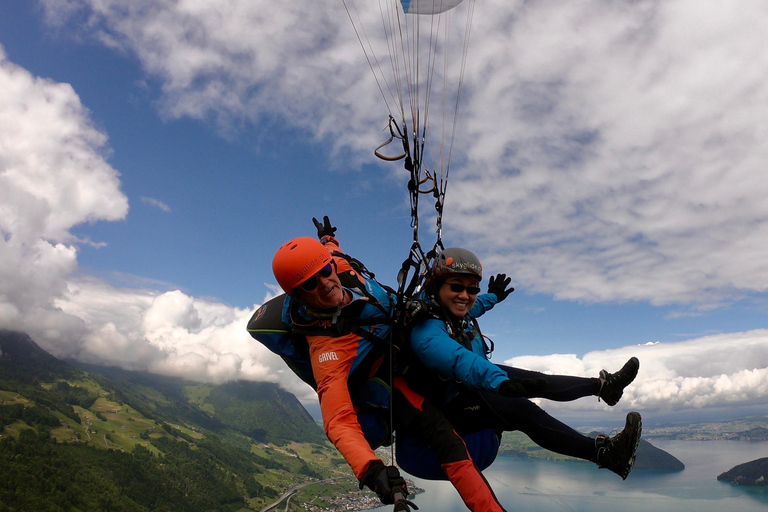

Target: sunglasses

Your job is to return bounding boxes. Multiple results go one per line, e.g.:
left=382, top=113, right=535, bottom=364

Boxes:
left=445, top=282, right=481, bottom=295
left=298, top=263, right=334, bottom=292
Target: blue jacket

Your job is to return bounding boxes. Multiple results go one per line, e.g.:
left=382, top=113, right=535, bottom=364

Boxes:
left=409, top=292, right=508, bottom=403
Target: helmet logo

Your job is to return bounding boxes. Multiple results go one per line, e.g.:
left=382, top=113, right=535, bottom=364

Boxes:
left=293, top=255, right=327, bottom=281
left=451, top=261, right=481, bottom=273
left=431, top=247, right=483, bottom=282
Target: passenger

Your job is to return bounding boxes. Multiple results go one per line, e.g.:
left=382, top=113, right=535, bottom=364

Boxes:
left=406, top=247, right=642, bottom=480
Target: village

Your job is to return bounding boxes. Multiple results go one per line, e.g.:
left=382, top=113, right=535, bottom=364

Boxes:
left=260, top=476, right=423, bottom=512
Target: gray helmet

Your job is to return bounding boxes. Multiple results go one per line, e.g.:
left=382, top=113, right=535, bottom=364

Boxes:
left=430, top=247, right=483, bottom=282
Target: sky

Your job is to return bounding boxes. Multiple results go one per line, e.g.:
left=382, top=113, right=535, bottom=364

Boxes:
left=1, top=0, right=767, bottom=424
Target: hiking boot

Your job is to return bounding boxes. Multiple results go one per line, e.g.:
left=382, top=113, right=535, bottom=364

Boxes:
left=596, top=412, right=642, bottom=480
left=598, top=357, right=639, bottom=406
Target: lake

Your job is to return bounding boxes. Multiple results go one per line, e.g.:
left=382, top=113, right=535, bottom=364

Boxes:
left=364, top=440, right=768, bottom=512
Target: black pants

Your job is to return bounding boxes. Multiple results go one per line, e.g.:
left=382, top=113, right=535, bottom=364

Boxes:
left=391, top=377, right=506, bottom=511
left=444, top=365, right=601, bottom=463
left=392, top=377, right=472, bottom=465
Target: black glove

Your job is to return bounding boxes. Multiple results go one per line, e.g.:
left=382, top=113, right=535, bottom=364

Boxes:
left=360, top=461, right=408, bottom=505
left=399, top=299, right=427, bottom=330
left=488, top=273, right=514, bottom=302
left=312, top=215, right=337, bottom=239
left=498, top=377, right=547, bottom=398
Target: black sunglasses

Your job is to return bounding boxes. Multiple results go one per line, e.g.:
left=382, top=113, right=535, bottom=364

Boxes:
left=298, top=263, right=334, bottom=292
left=445, top=282, right=481, bottom=295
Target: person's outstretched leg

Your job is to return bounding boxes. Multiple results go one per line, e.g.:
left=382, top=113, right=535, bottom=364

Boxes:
left=500, top=365, right=601, bottom=402
left=499, top=357, right=639, bottom=406
left=444, top=390, right=642, bottom=478
left=393, top=377, right=507, bottom=512
left=466, top=393, right=599, bottom=461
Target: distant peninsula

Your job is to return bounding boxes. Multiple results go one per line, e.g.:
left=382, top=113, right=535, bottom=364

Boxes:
left=499, top=432, right=685, bottom=472
left=718, top=457, right=768, bottom=487
left=633, top=439, right=685, bottom=471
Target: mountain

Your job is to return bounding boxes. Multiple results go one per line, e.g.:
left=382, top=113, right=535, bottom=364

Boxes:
left=70, top=361, right=326, bottom=445
left=633, top=438, right=685, bottom=471
left=718, top=457, right=768, bottom=486
left=0, top=330, right=77, bottom=383
left=0, top=330, right=346, bottom=512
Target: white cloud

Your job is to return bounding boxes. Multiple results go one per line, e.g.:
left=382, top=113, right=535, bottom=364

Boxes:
left=40, top=0, right=374, bottom=145
left=140, top=196, right=171, bottom=212
left=45, top=274, right=768, bottom=414
left=0, top=49, right=128, bottom=241
left=505, top=329, right=768, bottom=415
left=53, top=278, right=315, bottom=401
left=446, top=0, right=768, bottom=309
left=0, top=45, right=129, bottom=337
left=39, top=273, right=768, bottom=414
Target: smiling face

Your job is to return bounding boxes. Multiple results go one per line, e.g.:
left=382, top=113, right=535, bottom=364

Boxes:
left=296, top=265, right=345, bottom=310
left=438, top=275, right=480, bottom=318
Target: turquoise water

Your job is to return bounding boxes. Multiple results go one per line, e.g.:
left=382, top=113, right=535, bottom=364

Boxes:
left=365, top=440, right=768, bottom=512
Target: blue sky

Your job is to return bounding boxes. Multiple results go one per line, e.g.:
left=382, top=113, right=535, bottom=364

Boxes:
left=1, top=0, right=767, bottom=422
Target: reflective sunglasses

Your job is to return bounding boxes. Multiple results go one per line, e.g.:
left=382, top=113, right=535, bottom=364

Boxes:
left=445, top=282, right=481, bottom=295
left=298, top=263, right=334, bottom=292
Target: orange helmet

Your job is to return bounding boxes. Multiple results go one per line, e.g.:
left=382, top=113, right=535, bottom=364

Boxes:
left=272, top=237, right=332, bottom=295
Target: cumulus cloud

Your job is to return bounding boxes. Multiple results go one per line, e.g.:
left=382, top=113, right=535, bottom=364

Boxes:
left=46, top=274, right=768, bottom=413
left=0, top=45, right=129, bottom=336
left=505, top=329, right=768, bottom=416
left=53, top=279, right=315, bottom=401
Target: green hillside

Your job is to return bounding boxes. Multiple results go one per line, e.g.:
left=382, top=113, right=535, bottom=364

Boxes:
left=203, top=380, right=325, bottom=445
left=71, top=363, right=327, bottom=445
left=0, top=331, right=353, bottom=512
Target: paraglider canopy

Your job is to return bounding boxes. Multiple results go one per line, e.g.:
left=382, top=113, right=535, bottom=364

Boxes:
left=400, top=0, right=464, bottom=15
left=341, top=0, right=476, bottom=304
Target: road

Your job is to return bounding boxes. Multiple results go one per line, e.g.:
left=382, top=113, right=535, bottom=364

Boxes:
left=259, top=477, right=346, bottom=512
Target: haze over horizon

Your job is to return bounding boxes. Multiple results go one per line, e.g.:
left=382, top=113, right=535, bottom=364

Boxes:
left=1, top=0, right=767, bottom=421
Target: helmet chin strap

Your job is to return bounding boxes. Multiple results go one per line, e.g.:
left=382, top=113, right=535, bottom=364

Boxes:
left=430, top=285, right=469, bottom=337
left=303, top=289, right=350, bottom=319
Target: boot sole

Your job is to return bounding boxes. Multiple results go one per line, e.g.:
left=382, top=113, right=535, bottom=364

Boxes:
left=622, top=412, right=642, bottom=479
